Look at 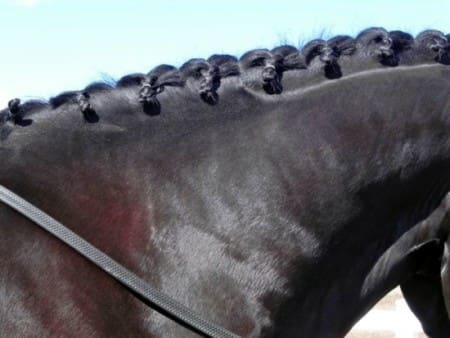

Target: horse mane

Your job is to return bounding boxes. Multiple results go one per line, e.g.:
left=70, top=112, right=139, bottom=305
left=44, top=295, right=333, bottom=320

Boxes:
left=1, top=27, right=450, bottom=128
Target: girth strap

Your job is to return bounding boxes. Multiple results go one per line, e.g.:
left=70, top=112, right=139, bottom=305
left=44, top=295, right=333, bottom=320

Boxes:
left=0, top=185, right=240, bottom=338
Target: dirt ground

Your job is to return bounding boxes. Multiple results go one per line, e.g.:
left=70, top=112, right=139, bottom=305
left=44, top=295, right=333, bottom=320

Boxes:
left=346, top=288, right=426, bottom=338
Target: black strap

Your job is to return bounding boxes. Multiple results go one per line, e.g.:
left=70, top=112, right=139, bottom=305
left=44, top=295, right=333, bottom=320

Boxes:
left=0, top=185, right=240, bottom=338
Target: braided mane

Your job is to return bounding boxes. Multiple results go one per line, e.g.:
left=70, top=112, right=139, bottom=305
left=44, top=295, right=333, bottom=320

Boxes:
left=1, top=27, right=450, bottom=127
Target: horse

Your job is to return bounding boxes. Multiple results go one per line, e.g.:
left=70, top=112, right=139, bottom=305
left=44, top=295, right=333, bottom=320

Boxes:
left=1, top=26, right=450, bottom=337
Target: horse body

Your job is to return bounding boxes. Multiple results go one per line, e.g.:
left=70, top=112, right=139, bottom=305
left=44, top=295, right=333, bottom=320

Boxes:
left=2, top=28, right=450, bottom=337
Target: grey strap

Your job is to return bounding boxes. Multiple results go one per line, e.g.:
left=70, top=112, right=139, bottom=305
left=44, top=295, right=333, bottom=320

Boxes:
left=0, top=185, right=240, bottom=338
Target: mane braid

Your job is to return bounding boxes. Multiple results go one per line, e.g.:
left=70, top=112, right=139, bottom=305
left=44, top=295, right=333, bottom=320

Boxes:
left=179, top=58, right=222, bottom=104
left=239, top=49, right=283, bottom=94
left=77, top=92, right=99, bottom=123
left=84, top=82, right=114, bottom=94
left=271, top=45, right=303, bottom=71
left=207, top=55, right=240, bottom=77
left=116, top=73, right=146, bottom=88
left=2, top=27, right=450, bottom=128
left=139, top=65, right=184, bottom=115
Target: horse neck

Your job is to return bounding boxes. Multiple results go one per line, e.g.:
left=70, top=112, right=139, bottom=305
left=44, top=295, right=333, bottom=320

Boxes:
left=3, top=62, right=450, bottom=276
left=2, top=62, right=450, bottom=336
left=3, top=65, right=450, bottom=235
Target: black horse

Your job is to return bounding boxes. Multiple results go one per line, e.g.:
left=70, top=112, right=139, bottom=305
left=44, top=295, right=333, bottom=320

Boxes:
left=1, top=27, right=450, bottom=337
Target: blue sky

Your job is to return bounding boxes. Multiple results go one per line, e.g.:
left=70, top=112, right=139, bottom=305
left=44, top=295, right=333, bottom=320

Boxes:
left=2, top=0, right=450, bottom=107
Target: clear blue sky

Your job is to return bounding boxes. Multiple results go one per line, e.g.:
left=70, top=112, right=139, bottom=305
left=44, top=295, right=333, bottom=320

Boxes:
left=2, top=0, right=450, bottom=106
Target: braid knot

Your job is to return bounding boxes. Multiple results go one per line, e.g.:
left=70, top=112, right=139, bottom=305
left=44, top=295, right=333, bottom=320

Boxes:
left=199, top=65, right=220, bottom=105
left=77, top=92, right=99, bottom=123
left=8, top=98, right=22, bottom=124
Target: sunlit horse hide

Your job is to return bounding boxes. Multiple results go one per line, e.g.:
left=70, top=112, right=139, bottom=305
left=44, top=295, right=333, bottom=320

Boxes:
left=2, top=27, right=450, bottom=337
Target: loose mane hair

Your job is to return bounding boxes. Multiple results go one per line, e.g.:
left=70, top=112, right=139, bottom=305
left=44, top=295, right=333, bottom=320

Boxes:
left=1, top=27, right=449, bottom=131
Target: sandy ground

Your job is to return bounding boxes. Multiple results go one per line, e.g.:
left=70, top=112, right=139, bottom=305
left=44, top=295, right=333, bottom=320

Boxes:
left=346, top=287, right=426, bottom=338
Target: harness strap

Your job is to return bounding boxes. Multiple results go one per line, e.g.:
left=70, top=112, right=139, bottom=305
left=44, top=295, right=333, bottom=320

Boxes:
left=0, top=185, right=240, bottom=338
